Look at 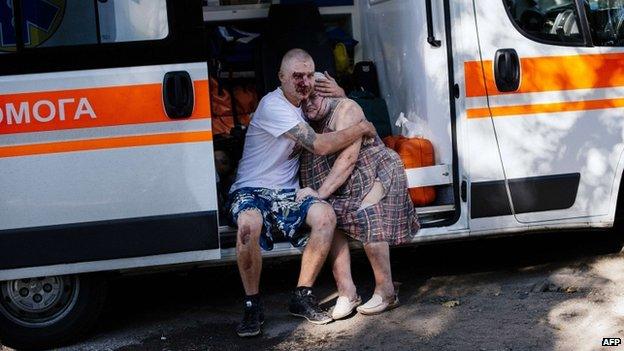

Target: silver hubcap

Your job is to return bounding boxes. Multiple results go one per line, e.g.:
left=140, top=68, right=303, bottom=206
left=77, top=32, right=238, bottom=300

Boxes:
left=0, top=275, right=79, bottom=327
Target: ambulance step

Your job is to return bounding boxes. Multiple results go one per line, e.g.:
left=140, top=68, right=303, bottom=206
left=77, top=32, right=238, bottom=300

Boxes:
left=218, top=226, right=295, bottom=250
left=219, top=226, right=237, bottom=249
left=218, top=203, right=456, bottom=249
left=416, top=204, right=456, bottom=226
left=405, top=164, right=452, bottom=188
left=415, top=204, right=454, bottom=215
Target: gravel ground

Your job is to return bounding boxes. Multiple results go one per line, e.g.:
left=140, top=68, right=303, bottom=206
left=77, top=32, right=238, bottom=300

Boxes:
left=2, top=230, right=624, bottom=351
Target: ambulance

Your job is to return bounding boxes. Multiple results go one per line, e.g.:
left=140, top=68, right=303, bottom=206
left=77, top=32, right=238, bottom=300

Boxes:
left=1, top=0, right=623, bottom=348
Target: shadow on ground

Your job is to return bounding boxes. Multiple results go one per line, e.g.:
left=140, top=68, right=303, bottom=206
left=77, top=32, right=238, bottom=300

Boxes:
left=59, top=230, right=623, bottom=351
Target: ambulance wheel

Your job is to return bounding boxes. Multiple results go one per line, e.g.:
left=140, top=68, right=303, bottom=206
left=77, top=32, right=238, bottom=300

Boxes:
left=0, top=274, right=107, bottom=350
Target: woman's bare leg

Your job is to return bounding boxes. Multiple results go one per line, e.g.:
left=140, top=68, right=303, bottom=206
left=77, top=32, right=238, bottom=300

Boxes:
left=330, top=230, right=358, bottom=299
left=363, top=241, right=394, bottom=298
left=358, top=180, right=394, bottom=297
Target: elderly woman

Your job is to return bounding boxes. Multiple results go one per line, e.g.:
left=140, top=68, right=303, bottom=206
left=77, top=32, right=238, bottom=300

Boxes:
left=298, top=77, right=419, bottom=318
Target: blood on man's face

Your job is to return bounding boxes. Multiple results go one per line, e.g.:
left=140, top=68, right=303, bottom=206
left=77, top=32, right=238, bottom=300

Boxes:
left=281, top=59, right=315, bottom=104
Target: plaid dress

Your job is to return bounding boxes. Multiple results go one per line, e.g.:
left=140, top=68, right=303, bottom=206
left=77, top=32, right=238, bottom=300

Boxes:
left=300, top=103, right=419, bottom=245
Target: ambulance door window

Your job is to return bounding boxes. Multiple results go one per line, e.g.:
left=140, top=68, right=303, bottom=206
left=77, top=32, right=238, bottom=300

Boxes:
left=38, top=0, right=99, bottom=48
left=0, top=0, right=99, bottom=50
left=0, top=0, right=97, bottom=52
left=0, top=1, right=16, bottom=53
left=585, top=0, right=624, bottom=45
left=503, top=0, right=585, bottom=44
left=0, top=0, right=169, bottom=53
left=97, top=0, right=169, bottom=43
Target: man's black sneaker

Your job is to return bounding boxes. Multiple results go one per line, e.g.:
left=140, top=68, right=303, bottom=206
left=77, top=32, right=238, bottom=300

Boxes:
left=289, top=287, right=333, bottom=325
left=236, top=299, right=264, bottom=337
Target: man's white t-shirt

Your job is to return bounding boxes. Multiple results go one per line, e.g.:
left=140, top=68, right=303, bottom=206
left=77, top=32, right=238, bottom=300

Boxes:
left=230, top=88, right=306, bottom=192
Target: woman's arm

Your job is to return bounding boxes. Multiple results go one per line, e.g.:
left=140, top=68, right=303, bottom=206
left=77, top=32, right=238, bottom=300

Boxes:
left=317, top=102, right=364, bottom=199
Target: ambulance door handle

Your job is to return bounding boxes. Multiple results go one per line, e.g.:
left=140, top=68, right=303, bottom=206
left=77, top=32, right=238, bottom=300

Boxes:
left=163, top=71, right=194, bottom=119
left=425, top=0, right=442, bottom=47
left=494, top=49, right=520, bottom=92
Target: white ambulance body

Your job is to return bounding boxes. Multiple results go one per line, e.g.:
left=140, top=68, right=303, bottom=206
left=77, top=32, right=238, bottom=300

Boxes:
left=1, top=0, right=623, bottom=347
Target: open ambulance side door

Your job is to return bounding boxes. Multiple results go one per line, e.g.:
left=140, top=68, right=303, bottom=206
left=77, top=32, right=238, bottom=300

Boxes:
left=470, top=0, right=624, bottom=223
left=0, top=0, right=219, bottom=278
left=359, top=0, right=463, bottom=229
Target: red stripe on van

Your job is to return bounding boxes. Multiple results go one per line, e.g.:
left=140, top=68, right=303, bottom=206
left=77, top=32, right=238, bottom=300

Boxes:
left=0, top=131, right=213, bottom=158
left=464, top=53, right=624, bottom=98
left=0, top=80, right=210, bottom=135
left=466, top=96, right=624, bottom=119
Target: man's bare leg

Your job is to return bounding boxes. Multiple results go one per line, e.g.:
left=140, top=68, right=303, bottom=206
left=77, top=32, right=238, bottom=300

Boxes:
left=235, top=209, right=265, bottom=337
left=297, top=202, right=336, bottom=287
left=330, top=230, right=358, bottom=299
left=236, top=210, right=264, bottom=295
left=290, top=202, right=335, bottom=324
left=363, top=242, right=394, bottom=298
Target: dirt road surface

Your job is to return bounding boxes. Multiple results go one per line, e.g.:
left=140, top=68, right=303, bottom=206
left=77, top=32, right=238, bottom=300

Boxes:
left=2, top=230, right=624, bottom=351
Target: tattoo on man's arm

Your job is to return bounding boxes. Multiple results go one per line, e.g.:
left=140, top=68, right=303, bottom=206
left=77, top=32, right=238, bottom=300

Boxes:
left=285, top=123, right=317, bottom=151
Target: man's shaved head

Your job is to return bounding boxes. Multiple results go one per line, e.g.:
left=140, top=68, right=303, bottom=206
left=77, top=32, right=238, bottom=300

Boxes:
left=280, top=48, right=314, bottom=74
left=278, top=48, right=316, bottom=106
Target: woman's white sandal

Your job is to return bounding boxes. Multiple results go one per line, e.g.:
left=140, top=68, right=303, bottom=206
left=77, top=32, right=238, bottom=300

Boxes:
left=331, top=295, right=362, bottom=320
left=356, top=293, right=399, bottom=315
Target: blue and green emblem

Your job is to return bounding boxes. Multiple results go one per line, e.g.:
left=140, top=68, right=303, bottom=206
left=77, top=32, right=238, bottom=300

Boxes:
left=0, top=0, right=66, bottom=52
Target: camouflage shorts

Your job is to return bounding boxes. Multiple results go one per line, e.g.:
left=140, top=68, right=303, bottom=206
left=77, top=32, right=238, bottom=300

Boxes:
left=228, top=187, right=326, bottom=251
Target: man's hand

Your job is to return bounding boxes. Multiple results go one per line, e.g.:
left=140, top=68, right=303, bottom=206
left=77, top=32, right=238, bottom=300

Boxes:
left=315, top=71, right=346, bottom=98
left=296, top=187, right=320, bottom=202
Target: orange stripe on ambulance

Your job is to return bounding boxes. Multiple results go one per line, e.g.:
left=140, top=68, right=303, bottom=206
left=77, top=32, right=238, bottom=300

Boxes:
left=0, top=97, right=96, bottom=125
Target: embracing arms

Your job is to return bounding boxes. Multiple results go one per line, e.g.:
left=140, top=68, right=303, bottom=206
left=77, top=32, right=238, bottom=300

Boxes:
left=285, top=118, right=373, bottom=156
left=288, top=71, right=360, bottom=156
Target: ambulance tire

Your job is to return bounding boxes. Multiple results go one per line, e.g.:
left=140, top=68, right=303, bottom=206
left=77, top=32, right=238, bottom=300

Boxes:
left=0, top=274, right=107, bottom=350
left=600, top=230, right=624, bottom=254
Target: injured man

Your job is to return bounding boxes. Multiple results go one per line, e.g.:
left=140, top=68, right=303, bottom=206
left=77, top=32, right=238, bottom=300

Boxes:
left=299, top=85, right=420, bottom=318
